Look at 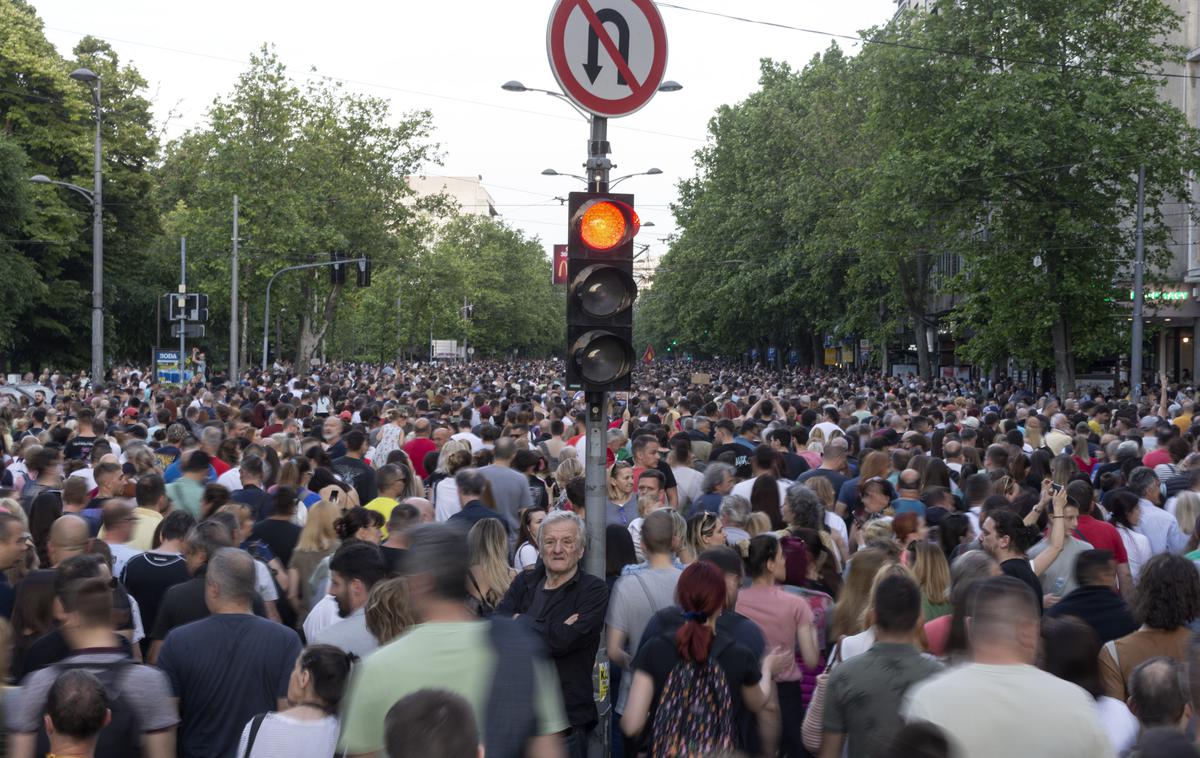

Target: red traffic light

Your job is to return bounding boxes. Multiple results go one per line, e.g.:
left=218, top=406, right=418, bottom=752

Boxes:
left=574, top=199, right=640, bottom=252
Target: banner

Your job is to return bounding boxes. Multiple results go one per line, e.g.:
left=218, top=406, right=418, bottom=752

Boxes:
left=553, top=244, right=568, bottom=285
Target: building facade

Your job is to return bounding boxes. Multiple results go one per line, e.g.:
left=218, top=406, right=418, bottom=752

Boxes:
left=406, top=175, right=498, bottom=218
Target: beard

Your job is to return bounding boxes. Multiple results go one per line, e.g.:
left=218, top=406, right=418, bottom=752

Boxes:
left=334, top=593, right=352, bottom=618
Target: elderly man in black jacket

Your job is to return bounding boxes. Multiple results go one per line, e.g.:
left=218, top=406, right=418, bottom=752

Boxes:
left=496, top=510, right=609, bottom=758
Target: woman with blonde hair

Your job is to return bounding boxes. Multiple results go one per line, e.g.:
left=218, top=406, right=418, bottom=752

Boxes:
left=287, top=500, right=341, bottom=623
left=685, top=512, right=726, bottom=564
left=467, top=517, right=516, bottom=617
left=553, top=455, right=583, bottom=506
left=606, top=461, right=635, bottom=526
left=829, top=547, right=895, bottom=641
left=373, top=408, right=407, bottom=468
left=126, top=445, right=161, bottom=480
left=907, top=541, right=952, bottom=621
left=431, top=445, right=473, bottom=521
left=1174, top=491, right=1200, bottom=537
left=365, top=577, right=416, bottom=645
left=835, top=561, right=922, bottom=663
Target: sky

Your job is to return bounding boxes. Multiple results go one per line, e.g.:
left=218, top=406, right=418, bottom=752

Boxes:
left=34, top=0, right=898, bottom=267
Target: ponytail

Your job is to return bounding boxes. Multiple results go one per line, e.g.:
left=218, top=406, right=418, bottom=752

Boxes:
left=672, top=562, right=726, bottom=663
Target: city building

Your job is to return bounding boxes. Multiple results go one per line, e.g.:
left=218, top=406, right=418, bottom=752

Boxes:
left=406, top=175, right=498, bottom=218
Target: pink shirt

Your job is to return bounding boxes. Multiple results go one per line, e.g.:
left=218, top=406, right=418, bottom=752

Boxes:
left=735, top=584, right=814, bottom=681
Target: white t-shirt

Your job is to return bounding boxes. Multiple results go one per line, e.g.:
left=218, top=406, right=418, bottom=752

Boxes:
left=903, top=663, right=1116, bottom=758
left=434, top=478, right=461, bottom=522
left=730, top=476, right=790, bottom=506
left=217, top=467, right=243, bottom=492
left=254, top=560, right=278, bottom=602
left=514, top=542, right=539, bottom=571
left=236, top=712, right=339, bottom=758
left=813, top=421, right=842, bottom=441
left=303, top=594, right=340, bottom=642
left=451, top=431, right=484, bottom=453
left=1095, top=696, right=1138, bottom=755
left=671, top=466, right=703, bottom=512
left=108, top=543, right=143, bottom=579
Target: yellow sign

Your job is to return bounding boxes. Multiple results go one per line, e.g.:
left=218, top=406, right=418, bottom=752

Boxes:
left=824, top=348, right=838, bottom=365
left=842, top=346, right=855, bottom=363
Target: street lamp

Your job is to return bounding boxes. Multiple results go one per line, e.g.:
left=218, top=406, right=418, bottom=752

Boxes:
left=542, top=166, right=662, bottom=188
left=37, top=68, right=103, bottom=384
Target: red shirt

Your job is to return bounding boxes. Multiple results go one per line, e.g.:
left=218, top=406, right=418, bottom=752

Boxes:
left=1075, top=514, right=1129, bottom=564
left=210, top=456, right=231, bottom=476
left=1143, top=448, right=1172, bottom=468
left=403, top=437, right=438, bottom=480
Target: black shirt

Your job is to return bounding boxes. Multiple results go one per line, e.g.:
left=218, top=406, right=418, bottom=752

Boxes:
left=333, top=456, right=377, bottom=505
left=64, top=435, right=97, bottom=461
left=232, top=485, right=268, bottom=520
left=781, top=452, right=811, bottom=481
left=120, top=551, right=191, bottom=635
left=710, top=443, right=752, bottom=478
left=632, top=631, right=761, bottom=746
left=250, top=519, right=302, bottom=568
left=1001, top=558, right=1045, bottom=614
left=380, top=545, right=407, bottom=575
left=1045, top=584, right=1139, bottom=643
left=151, top=570, right=267, bottom=641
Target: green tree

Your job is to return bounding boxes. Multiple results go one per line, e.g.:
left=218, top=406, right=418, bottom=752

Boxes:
left=158, top=46, right=440, bottom=372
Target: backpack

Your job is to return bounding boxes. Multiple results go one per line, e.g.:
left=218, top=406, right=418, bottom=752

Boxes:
left=37, top=658, right=141, bottom=758
left=650, top=638, right=736, bottom=758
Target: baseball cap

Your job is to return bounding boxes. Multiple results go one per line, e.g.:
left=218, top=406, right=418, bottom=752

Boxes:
left=339, top=410, right=352, bottom=421
left=122, top=407, right=138, bottom=418
left=961, top=416, right=981, bottom=429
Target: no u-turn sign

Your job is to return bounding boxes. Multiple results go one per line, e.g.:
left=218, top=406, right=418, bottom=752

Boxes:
left=546, top=0, right=669, bottom=118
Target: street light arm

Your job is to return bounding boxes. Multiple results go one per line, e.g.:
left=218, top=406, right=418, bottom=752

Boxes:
left=31, top=178, right=94, bottom=205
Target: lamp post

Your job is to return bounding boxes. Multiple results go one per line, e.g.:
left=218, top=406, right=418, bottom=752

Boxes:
left=542, top=166, right=663, bottom=189
left=32, top=68, right=102, bottom=384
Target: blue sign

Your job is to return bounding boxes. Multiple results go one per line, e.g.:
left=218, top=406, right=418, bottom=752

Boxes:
left=767, top=346, right=778, bottom=364
left=750, top=348, right=761, bottom=364
left=788, top=349, right=800, bottom=366
left=154, top=348, right=191, bottom=385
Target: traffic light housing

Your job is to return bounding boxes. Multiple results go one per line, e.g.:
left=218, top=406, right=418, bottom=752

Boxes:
left=331, top=252, right=347, bottom=285
left=565, top=191, right=639, bottom=392
left=356, top=257, right=371, bottom=288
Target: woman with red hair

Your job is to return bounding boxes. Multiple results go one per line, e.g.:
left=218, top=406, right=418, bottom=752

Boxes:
left=621, top=561, right=788, bottom=757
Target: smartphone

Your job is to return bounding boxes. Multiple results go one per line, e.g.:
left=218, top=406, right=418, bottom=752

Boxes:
left=1051, top=483, right=1063, bottom=494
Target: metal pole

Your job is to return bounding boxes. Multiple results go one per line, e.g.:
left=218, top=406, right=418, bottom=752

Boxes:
left=261, top=259, right=365, bottom=372
left=584, top=390, right=611, bottom=758
left=91, top=80, right=104, bottom=385
left=1132, top=166, right=1146, bottom=401
left=179, top=237, right=187, bottom=383
left=583, top=114, right=613, bottom=758
left=230, top=195, right=239, bottom=382
left=586, top=116, right=611, bottom=193
left=430, top=316, right=435, bottom=363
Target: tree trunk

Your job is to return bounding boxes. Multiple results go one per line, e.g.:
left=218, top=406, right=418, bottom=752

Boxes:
left=914, top=318, right=931, bottom=380
left=298, top=278, right=344, bottom=370
left=1051, top=313, right=1076, bottom=396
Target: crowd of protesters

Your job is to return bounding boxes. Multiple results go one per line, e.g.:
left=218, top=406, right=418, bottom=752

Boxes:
left=0, top=358, right=1196, bottom=756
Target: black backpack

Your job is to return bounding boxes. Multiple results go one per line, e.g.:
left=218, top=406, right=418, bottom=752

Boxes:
left=36, top=658, right=142, bottom=758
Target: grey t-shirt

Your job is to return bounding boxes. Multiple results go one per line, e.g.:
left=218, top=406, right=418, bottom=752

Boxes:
left=7, top=651, right=179, bottom=733
left=312, top=608, right=379, bottom=658
left=479, top=464, right=532, bottom=532
left=1029, top=535, right=1093, bottom=597
left=607, top=565, right=681, bottom=712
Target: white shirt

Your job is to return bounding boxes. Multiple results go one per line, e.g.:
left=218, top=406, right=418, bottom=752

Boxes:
left=1135, top=497, right=1187, bottom=554
left=671, top=466, right=703, bottom=511
left=303, top=594, right=340, bottom=642
left=730, top=475, right=790, bottom=506
left=824, top=510, right=848, bottom=555
left=903, top=663, right=1116, bottom=758
left=108, top=543, right=142, bottom=579
left=217, top=467, right=243, bottom=492
left=235, top=712, right=339, bottom=758
left=253, top=559, right=278, bottom=602
left=434, top=478, right=461, bottom=521
left=1117, top=525, right=1153, bottom=583
left=1096, top=696, right=1138, bottom=755
left=451, top=431, right=484, bottom=453
left=68, top=467, right=96, bottom=492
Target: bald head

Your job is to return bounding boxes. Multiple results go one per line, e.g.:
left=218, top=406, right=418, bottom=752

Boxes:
left=49, top=515, right=89, bottom=567
left=402, top=497, right=435, bottom=523
left=414, top=418, right=431, bottom=437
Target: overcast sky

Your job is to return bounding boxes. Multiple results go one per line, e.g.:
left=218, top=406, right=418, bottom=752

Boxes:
left=35, top=0, right=897, bottom=263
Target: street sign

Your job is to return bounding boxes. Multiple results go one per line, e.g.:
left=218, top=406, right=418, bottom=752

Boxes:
left=553, top=244, right=569, bottom=284
left=154, top=348, right=191, bottom=385
left=547, top=0, right=668, bottom=118
left=171, top=324, right=205, bottom=338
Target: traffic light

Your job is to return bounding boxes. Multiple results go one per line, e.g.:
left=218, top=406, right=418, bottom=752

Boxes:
left=356, top=258, right=371, bottom=288
left=331, top=252, right=346, bottom=285
left=565, top=191, right=639, bottom=392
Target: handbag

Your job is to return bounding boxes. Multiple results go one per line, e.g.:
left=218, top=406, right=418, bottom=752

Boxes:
left=801, top=636, right=844, bottom=754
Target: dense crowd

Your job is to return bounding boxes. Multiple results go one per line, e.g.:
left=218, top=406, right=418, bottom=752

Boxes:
left=0, top=358, right=1196, bottom=757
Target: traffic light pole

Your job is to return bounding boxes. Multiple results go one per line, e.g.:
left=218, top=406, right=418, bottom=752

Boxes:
left=582, top=114, right=613, bottom=758
left=260, top=257, right=366, bottom=372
